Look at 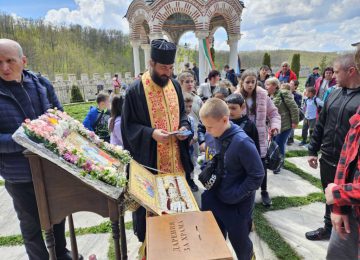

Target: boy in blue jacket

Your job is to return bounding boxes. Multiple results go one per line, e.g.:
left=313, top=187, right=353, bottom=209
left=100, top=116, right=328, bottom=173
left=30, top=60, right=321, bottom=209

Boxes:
left=83, top=92, right=111, bottom=142
left=199, top=98, right=264, bottom=260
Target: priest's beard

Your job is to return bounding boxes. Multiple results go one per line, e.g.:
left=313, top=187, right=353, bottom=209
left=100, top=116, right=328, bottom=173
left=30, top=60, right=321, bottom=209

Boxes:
left=151, top=70, right=170, bottom=87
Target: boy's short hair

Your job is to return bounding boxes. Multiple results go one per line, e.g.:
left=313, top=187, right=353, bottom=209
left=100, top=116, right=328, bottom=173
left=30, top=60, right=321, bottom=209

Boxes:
left=200, top=98, right=230, bottom=120
left=281, top=83, right=291, bottom=90
left=96, top=92, right=109, bottom=104
left=183, top=92, right=194, bottom=103
left=306, top=86, right=316, bottom=95
left=213, top=87, right=230, bottom=98
left=291, top=79, right=299, bottom=87
left=225, top=93, right=245, bottom=106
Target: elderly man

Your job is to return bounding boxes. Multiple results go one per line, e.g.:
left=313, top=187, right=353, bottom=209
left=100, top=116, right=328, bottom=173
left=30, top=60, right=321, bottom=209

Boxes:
left=0, top=39, right=81, bottom=260
left=306, top=52, right=360, bottom=241
left=275, top=61, right=297, bottom=83
left=121, top=39, right=194, bottom=242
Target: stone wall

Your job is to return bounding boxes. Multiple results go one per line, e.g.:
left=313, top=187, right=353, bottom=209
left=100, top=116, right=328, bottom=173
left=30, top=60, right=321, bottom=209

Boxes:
left=50, top=72, right=133, bottom=104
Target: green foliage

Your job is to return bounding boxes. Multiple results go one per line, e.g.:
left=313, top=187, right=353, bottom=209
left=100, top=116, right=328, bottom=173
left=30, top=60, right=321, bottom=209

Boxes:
left=70, top=85, right=84, bottom=103
left=0, top=13, right=137, bottom=79
left=0, top=234, right=24, bottom=246
left=285, top=150, right=308, bottom=158
left=0, top=180, right=4, bottom=186
left=64, top=101, right=96, bottom=121
left=262, top=52, right=271, bottom=68
left=319, top=55, right=328, bottom=74
left=291, top=53, right=301, bottom=78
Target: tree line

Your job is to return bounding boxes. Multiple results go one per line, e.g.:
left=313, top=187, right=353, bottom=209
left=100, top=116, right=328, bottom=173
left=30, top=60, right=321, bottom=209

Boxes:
left=0, top=13, right=137, bottom=79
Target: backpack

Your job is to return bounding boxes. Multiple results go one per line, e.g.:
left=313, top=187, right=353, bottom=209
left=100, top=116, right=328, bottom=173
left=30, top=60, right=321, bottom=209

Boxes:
left=92, top=109, right=111, bottom=142
left=265, top=138, right=283, bottom=171
left=198, top=136, right=233, bottom=190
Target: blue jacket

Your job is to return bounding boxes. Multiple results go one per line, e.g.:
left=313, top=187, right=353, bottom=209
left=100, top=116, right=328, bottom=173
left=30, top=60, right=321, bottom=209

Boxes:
left=83, top=106, right=99, bottom=131
left=0, top=70, right=60, bottom=183
left=203, top=122, right=264, bottom=204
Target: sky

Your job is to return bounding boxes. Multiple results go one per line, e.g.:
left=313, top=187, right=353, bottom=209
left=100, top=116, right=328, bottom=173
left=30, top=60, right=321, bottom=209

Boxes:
left=1, top=0, right=359, bottom=52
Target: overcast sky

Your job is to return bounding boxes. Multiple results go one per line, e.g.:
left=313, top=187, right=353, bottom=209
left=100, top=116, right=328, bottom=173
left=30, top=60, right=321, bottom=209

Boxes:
left=1, top=0, right=359, bottom=52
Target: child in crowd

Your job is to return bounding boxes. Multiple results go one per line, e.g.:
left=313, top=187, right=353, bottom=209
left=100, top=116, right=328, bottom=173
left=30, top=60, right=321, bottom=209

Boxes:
left=108, top=95, right=124, bottom=147
left=300, top=87, right=324, bottom=146
left=184, top=92, right=199, bottom=192
left=225, top=93, right=260, bottom=154
left=213, top=87, right=229, bottom=100
left=83, top=92, right=111, bottom=142
left=219, top=79, right=236, bottom=95
left=289, top=80, right=303, bottom=107
left=200, top=98, right=264, bottom=260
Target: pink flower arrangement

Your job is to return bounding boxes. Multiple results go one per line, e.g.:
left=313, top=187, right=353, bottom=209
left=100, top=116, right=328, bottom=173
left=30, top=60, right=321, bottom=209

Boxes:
left=22, top=109, right=131, bottom=187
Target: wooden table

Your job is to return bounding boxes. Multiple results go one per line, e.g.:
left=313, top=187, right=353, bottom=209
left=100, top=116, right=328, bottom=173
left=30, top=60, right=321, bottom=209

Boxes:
left=24, top=151, right=128, bottom=260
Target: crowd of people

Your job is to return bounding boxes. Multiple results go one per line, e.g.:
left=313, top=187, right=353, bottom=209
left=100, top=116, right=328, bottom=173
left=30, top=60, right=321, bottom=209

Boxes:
left=0, top=36, right=360, bottom=260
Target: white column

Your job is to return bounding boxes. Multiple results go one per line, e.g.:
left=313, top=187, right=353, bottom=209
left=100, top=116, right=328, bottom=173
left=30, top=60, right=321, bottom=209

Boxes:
left=141, top=44, right=151, bottom=70
left=131, top=41, right=141, bottom=77
left=228, top=34, right=241, bottom=71
left=196, top=32, right=209, bottom=84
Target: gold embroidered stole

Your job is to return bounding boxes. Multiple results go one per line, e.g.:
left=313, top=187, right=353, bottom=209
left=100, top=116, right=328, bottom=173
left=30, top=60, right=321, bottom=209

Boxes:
left=142, top=71, right=184, bottom=175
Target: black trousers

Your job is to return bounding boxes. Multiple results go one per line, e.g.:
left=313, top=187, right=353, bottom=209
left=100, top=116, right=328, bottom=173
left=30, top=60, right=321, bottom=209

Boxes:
left=5, top=181, right=67, bottom=260
left=132, top=206, right=146, bottom=242
left=319, top=157, right=337, bottom=231
left=261, top=158, right=268, bottom=191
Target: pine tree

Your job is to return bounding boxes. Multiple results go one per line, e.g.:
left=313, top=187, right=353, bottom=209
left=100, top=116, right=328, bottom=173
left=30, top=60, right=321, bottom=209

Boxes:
left=291, top=53, right=301, bottom=78
left=319, top=55, right=328, bottom=74
left=70, top=85, right=84, bottom=103
left=262, top=52, right=271, bottom=68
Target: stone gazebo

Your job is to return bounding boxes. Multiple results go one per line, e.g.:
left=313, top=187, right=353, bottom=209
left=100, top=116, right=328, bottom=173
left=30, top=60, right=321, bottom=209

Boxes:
left=125, top=0, right=244, bottom=83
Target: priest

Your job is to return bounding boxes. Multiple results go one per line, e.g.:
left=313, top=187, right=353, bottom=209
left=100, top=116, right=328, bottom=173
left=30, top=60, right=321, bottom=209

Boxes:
left=121, top=39, right=194, bottom=242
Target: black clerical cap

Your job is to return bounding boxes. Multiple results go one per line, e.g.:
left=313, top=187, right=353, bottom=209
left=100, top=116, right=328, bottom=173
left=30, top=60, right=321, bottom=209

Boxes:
left=151, top=39, right=177, bottom=65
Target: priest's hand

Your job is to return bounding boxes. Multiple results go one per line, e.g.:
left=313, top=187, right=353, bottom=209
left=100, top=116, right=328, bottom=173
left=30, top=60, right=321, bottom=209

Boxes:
left=176, top=126, right=189, bottom=141
left=152, top=129, right=169, bottom=143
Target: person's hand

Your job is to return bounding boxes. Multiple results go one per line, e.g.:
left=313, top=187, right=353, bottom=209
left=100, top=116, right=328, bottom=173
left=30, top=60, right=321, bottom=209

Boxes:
left=292, top=123, right=298, bottom=129
left=308, top=156, right=318, bottom=169
left=331, top=213, right=351, bottom=240
left=270, top=128, right=279, bottom=136
left=325, top=183, right=337, bottom=205
left=176, top=126, right=189, bottom=141
left=152, top=129, right=169, bottom=143
left=200, top=142, right=206, bottom=152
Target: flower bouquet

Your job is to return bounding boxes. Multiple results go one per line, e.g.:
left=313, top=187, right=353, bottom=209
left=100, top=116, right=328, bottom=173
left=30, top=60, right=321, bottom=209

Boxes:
left=21, top=108, right=131, bottom=188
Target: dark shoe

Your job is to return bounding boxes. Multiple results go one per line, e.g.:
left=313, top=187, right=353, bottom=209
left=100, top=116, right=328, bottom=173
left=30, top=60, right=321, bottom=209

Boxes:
left=57, top=249, right=84, bottom=260
left=273, top=168, right=281, bottom=174
left=287, top=138, right=294, bottom=145
left=187, top=179, right=199, bottom=192
left=261, top=191, right=272, bottom=207
left=299, top=141, right=307, bottom=146
left=305, top=227, right=331, bottom=241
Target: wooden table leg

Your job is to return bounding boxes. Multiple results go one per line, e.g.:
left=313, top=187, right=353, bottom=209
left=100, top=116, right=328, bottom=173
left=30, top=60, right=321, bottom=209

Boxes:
left=45, top=228, right=57, bottom=260
left=119, top=215, right=128, bottom=260
left=112, top=220, right=121, bottom=260
left=68, top=215, right=79, bottom=260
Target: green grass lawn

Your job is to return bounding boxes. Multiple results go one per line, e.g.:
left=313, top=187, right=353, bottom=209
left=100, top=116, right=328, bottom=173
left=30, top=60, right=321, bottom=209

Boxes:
left=63, top=101, right=96, bottom=122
